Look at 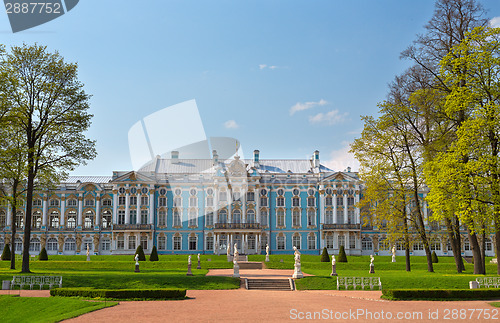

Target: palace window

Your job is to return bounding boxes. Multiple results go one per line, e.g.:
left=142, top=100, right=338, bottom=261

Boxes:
left=277, top=236, right=285, bottom=250
left=158, top=236, right=166, bottom=250
left=233, top=192, right=241, bottom=202
left=129, top=196, right=137, bottom=206
left=206, top=196, right=214, bottom=207
left=260, top=196, right=268, bottom=207
left=326, top=196, right=333, bottom=206
left=141, top=210, right=148, bottom=224
left=219, top=191, right=227, bottom=202
left=307, top=209, right=315, bottom=226
left=29, top=238, right=41, bottom=252
left=486, top=238, right=493, bottom=251
left=47, top=238, right=58, bottom=251
left=349, top=233, right=356, bottom=249
left=292, top=235, right=301, bottom=249
left=15, top=212, right=24, bottom=229
left=102, top=210, right=112, bottom=229
left=308, top=234, right=316, bottom=250
left=103, top=199, right=112, bottom=206
left=50, top=199, right=59, bottom=207
left=326, top=235, right=334, bottom=249
left=247, top=209, right=255, bottom=224
left=84, top=211, right=94, bottom=228
left=218, top=209, right=227, bottom=224
left=292, top=197, right=300, bottom=207
left=189, top=236, right=197, bottom=250
left=336, top=197, right=343, bottom=206
left=14, top=238, right=22, bottom=252
left=260, top=209, right=268, bottom=226
left=206, top=236, right=214, bottom=251
left=64, top=238, right=76, bottom=251
left=189, top=196, right=197, bottom=207
left=232, top=209, right=241, bottom=224
left=50, top=211, right=60, bottom=228
left=159, top=197, right=167, bottom=207
left=307, top=196, right=315, bottom=207
left=430, top=240, right=441, bottom=251
left=128, top=236, right=136, bottom=250
left=348, top=210, right=355, bottom=224
left=261, top=235, right=268, bottom=250
left=141, top=196, right=149, bottom=205
left=118, top=196, right=126, bottom=205
left=173, top=197, right=182, bottom=208
left=173, top=236, right=181, bottom=250
left=119, top=187, right=126, bottom=194
left=413, top=242, right=424, bottom=251
left=117, top=236, right=124, bottom=250
left=325, top=209, right=333, bottom=224
left=130, top=210, right=137, bottom=224
left=0, top=212, right=5, bottom=227
left=338, top=235, right=345, bottom=248
left=336, top=210, right=344, bottom=224
left=67, top=199, right=77, bottom=207
left=247, top=235, right=256, bottom=250
left=246, top=191, right=255, bottom=202
left=292, top=209, right=300, bottom=227
left=83, top=239, right=92, bottom=251
left=118, top=210, right=125, bottom=225
left=188, top=209, right=197, bottom=227
left=277, top=197, right=285, bottom=207
left=140, top=236, right=148, bottom=250
left=277, top=209, right=285, bottom=227
left=32, top=211, right=41, bottom=228
left=362, top=238, right=373, bottom=251
left=173, top=209, right=181, bottom=227
left=33, top=199, right=42, bottom=207
left=84, top=199, right=94, bottom=207
left=158, top=210, right=166, bottom=226
left=206, top=211, right=213, bottom=227
left=67, top=211, right=77, bottom=228
left=348, top=197, right=354, bottom=206
left=101, top=239, right=111, bottom=251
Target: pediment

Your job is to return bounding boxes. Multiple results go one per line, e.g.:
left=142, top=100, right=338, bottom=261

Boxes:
left=226, top=156, right=248, bottom=177
left=111, top=171, right=155, bottom=183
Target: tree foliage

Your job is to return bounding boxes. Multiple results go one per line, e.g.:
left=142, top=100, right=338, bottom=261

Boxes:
left=337, top=246, right=347, bottom=263
left=149, top=245, right=159, bottom=262
left=320, top=247, right=330, bottom=262
left=135, top=245, right=146, bottom=261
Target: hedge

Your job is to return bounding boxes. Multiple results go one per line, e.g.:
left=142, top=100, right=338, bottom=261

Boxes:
left=382, top=289, right=500, bottom=300
left=50, top=288, right=186, bottom=300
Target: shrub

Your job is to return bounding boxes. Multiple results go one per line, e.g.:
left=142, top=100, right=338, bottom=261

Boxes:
left=337, top=245, right=348, bottom=263
left=320, top=247, right=330, bottom=262
left=1, top=243, right=11, bottom=261
left=149, top=245, right=159, bottom=261
left=431, top=251, right=438, bottom=263
left=382, top=289, right=500, bottom=300
left=50, top=288, right=186, bottom=300
left=39, top=247, right=48, bottom=261
left=135, top=245, right=146, bottom=261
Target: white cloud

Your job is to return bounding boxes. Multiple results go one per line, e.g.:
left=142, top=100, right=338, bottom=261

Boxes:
left=490, top=17, right=500, bottom=28
left=289, top=99, right=328, bottom=115
left=259, top=64, right=283, bottom=70
left=224, top=120, right=239, bottom=129
left=259, top=64, right=267, bottom=70
left=269, top=65, right=278, bottom=69
left=323, top=143, right=360, bottom=172
left=308, top=109, right=348, bottom=125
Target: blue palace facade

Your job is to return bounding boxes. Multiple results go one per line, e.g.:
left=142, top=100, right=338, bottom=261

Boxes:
left=0, top=150, right=494, bottom=257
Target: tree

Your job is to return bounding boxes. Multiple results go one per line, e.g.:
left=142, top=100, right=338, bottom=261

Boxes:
left=135, top=245, right=146, bottom=261
left=1, top=243, right=11, bottom=261
left=337, top=246, right=347, bottom=263
left=320, top=247, right=330, bottom=262
left=0, top=44, right=96, bottom=273
left=149, top=245, right=159, bottom=261
left=431, top=251, right=439, bottom=263
left=39, top=247, right=48, bottom=261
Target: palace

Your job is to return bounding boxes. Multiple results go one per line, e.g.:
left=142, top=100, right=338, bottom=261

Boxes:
left=0, top=150, right=494, bottom=257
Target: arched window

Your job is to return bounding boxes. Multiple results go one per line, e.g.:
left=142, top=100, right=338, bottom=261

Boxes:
left=15, top=211, right=24, bottom=229
left=67, top=210, right=77, bottom=228
left=292, top=234, right=301, bottom=250
left=307, top=209, right=315, bottom=226
left=84, top=210, right=94, bottom=228
left=15, top=238, right=23, bottom=252
left=0, top=211, right=5, bottom=227
left=50, top=211, right=59, bottom=228
left=173, top=209, right=181, bottom=227
left=32, top=211, right=42, bottom=228
left=218, top=209, right=227, bottom=224
left=64, top=238, right=76, bottom=251
left=158, top=236, right=166, bottom=250
left=292, top=209, right=300, bottom=227
left=29, top=238, right=40, bottom=252
left=246, top=209, right=255, bottom=224
left=362, top=237, right=373, bottom=251
left=307, top=234, right=316, bottom=250
left=102, top=210, right=112, bottom=229
left=260, top=209, right=268, bottom=226
left=47, top=238, right=58, bottom=251
left=276, top=209, right=285, bottom=227
left=325, top=209, right=333, bottom=224
left=232, top=209, right=241, bottom=224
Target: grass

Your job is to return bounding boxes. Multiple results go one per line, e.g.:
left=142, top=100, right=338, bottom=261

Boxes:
left=0, top=295, right=117, bottom=323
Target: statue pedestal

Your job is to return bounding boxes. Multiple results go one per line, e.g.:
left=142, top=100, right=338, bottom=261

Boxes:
left=369, top=264, right=375, bottom=274
left=233, top=263, right=240, bottom=278
left=392, top=256, right=396, bottom=263
left=197, top=260, right=201, bottom=269
left=265, top=255, right=270, bottom=262
left=134, top=264, right=140, bottom=273
left=86, top=255, right=90, bottom=261
left=227, top=255, right=231, bottom=262
left=330, top=264, right=337, bottom=276
left=186, top=264, right=193, bottom=276
left=292, top=263, right=303, bottom=279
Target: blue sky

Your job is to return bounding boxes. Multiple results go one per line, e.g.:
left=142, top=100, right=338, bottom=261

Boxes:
left=2, top=0, right=500, bottom=175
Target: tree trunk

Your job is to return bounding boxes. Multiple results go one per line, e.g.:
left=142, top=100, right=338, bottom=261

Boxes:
left=10, top=203, right=16, bottom=270
left=445, top=216, right=464, bottom=273
left=21, top=163, right=34, bottom=273
left=481, top=229, right=486, bottom=275
left=404, top=218, right=411, bottom=272
left=495, top=222, right=500, bottom=275
left=468, top=229, right=484, bottom=275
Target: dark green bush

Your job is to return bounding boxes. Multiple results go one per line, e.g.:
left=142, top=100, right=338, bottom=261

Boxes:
left=39, top=247, right=48, bottom=261
left=337, top=245, right=348, bottom=263
left=50, top=288, right=186, bottom=300
left=135, top=245, right=146, bottom=261
left=1, top=243, right=11, bottom=261
left=149, top=245, right=159, bottom=261
left=320, top=247, right=330, bottom=262
left=382, top=289, right=500, bottom=300
left=431, top=251, right=438, bottom=263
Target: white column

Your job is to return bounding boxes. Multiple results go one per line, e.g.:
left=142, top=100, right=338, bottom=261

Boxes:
left=60, top=197, right=66, bottom=227
left=355, top=193, right=360, bottom=224
left=42, top=196, right=48, bottom=226
left=113, top=193, right=118, bottom=224
left=343, top=194, right=348, bottom=224
left=333, top=193, right=337, bottom=224
left=77, top=196, right=83, bottom=226
left=125, top=192, right=130, bottom=224
left=149, top=190, right=154, bottom=224
left=6, top=202, right=11, bottom=226
left=256, top=190, right=261, bottom=224
left=136, top=193, right=141, bottom=225
left=319, top=188, right=325, bottom=225
left=423, top=194, right=428, bottom=225
left=95, top=198, right=101, bottom=227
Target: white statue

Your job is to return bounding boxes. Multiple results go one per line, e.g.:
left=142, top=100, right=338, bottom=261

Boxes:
left=293, top=246, right=301, bottom=264
left=370, top=254, right=374, bottom=265
left=266, top=244, right=270, bottom=256
left=233, top=243, right=239, bottom=258
left=86, top=244, right=89, bottom=256
left=332, top=255, right=336, bottom=266
left=134, top=254, right=139, bottom=265
left=391, top=246, right=396, bottom=262
left=227, top=245, right=230, bottom=256
left=197, top=253, right=200, bottom=262
left=188, top=255, right=192, bottom=265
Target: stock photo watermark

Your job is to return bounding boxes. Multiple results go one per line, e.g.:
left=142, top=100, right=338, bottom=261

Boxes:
left=3, top=0, right=79, bottom=32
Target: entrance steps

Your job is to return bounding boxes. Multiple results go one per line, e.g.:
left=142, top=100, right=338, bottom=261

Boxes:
left=245, top=279, right=294, bottom=291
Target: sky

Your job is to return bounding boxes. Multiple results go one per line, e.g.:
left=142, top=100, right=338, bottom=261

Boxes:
left=2, top=0, right=500, bottom=175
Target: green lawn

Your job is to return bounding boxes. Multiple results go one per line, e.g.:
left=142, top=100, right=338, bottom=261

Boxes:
left=1, top=254, right=498, bottom=291
left=0, top=295, right=117, bottom=323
